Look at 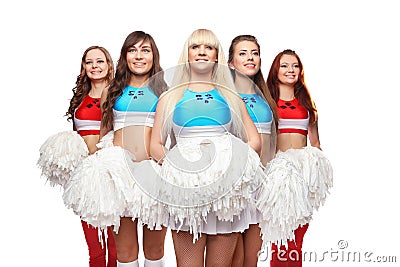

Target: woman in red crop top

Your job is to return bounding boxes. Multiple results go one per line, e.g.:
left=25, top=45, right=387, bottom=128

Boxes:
left=39, top=46, right=117, bottom=267
left=255, top=49, right=333, bottom=267
left=267, top=49, right=319, bottom=151
left=66, top=46, right=117, bottom=267
left=65, top=46, right=117, bottom=267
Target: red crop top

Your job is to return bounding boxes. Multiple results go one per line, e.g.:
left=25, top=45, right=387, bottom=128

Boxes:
left=73, top=95, right=101, bottom=136
left=277, top=98, right=309, bottom=136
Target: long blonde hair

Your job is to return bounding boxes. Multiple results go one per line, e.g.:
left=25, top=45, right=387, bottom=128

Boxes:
left=161, top=29, right=247, bottom=140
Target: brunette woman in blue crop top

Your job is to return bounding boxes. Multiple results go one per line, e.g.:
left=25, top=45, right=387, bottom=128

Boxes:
left=63, top=32, right=168, bottom=267
left=100, top=31, right=168, bottom=267
left=228, top=35, right=279, bottom=267
left=256, top=49, right=333, bottom=267
left=150, top=29, right=264, bottom=267
left=39, top=46, right=117, bottom=267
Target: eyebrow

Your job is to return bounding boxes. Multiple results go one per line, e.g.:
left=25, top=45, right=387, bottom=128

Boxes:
left=129, top=44, right=152, bottom=49
left=280, top=62, right=299, bottom=65
left=191, top=43, right=213, bottom=47
left=86, top=57, right=104, bottom=61
left=239, top=49, right=258, bottom=52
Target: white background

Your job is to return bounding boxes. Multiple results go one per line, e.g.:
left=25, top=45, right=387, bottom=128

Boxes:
left=1, top=0, right=399, bottom=266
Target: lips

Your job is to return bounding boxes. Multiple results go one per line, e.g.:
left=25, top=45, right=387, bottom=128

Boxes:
left=91, top=71, right=102, bottom=75
left=244, top=63, right=255, bottom=68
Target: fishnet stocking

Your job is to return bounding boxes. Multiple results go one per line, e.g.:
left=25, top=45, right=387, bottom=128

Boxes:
left=172, top=230, right=206, bottom=267
left=231, top=233, right=244, bottom=267
left=172, top=231, right=241, bottom=266
left=205, top=232, right=240, bottom=267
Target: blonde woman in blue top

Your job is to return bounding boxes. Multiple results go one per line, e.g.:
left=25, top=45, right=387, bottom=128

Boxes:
left=149, top=29, right=265, bottom=266
left=228, top=35, right=278, bottom=267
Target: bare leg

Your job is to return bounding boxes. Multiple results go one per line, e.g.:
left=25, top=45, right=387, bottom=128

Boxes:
left=142, top=225, right=167, bottom=265
left=113, top=217, right=139, bottom=263
left=243, top=224, right=262, bottom=267
left=106, top=226, right=117, bottom=267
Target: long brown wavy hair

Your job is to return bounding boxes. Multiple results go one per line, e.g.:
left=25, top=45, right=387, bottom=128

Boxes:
left=66, top=46, right=114, bottom=121
left=101, top=31, right=168, bottom=132
left=228, top=35, right=279, bottom=128
left=266, top=49, right=317, bottom=124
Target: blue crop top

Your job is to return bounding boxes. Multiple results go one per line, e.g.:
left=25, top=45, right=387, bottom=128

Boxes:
left=113, top=86, right=158, bottom=130
left=173, top=88, right=231, bottom=137
left=240, top=93, right=273, bottom=134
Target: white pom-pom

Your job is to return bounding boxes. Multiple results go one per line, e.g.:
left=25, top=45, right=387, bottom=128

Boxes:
left=150, top=134, right=263, bottom=241
left=256, top=152, right=313, bottom=248
left=63, top=146, right=169, bottom=232
left=63, top=146, right=134, bottom=232
left=286, top=147, right=334, bottom=210
left=37, top=131, right=88, bottom=187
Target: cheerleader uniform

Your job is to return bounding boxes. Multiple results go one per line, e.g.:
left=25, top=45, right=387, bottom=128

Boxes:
left=256, top=98, right=333, bottom=265
left=37, top=93, right=98, bottom=187
left=74, top=95, right=102, bottom=136
left=275, top=98, right=333, bottom=212
left=63, top=86, right=165, bottom=234
left=239, top=93, right=273, bottom=226
left=38, top=95, right=117, bottom=267
left=143, top=88, right=266, bottom=241
left=239, top=93, right=273, bottom=135
left=75, top=95, right=117, bottom=267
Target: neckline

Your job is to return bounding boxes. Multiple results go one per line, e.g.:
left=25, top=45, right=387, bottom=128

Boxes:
left=240, top=93, right=258, bottom=96
left=87, top=94, right=101, bottom=99
left=279, top=97, right=296, bottom=102
left=127, top=85, right=149, bottom=90
left=186, top=88, right=217, bottom=94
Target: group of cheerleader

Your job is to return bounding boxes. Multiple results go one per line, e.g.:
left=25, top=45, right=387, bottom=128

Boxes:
left=38, top=29, right=333, bottom=267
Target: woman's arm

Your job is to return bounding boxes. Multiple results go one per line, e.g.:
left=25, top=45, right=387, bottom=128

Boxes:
left=150, top=92, right=170, bottom=163
left=239, top=101, right=261, bottom=155
left=308, top=120, right=321, bottom=150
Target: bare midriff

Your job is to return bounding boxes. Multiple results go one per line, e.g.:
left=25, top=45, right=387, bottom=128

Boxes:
left=277, top=132, right=307, bottom=152
left=82, top=135, right=100, bottom=155
left=113, top=125, right=152, bottom=161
